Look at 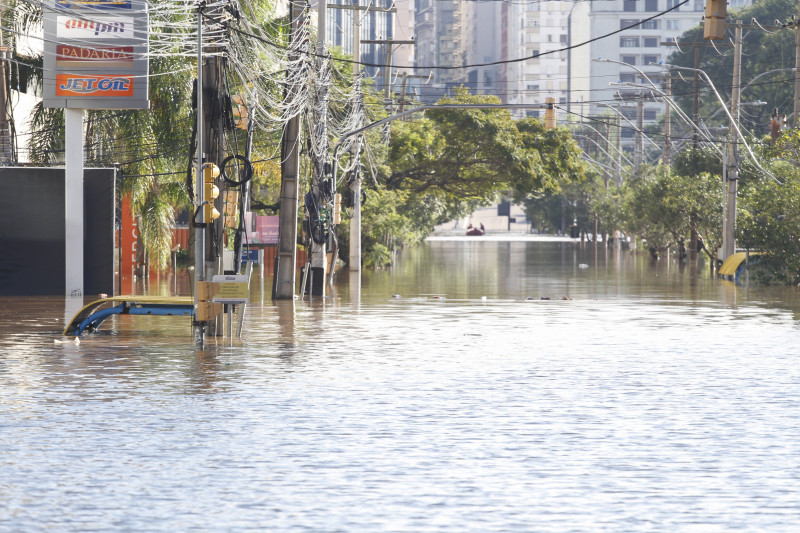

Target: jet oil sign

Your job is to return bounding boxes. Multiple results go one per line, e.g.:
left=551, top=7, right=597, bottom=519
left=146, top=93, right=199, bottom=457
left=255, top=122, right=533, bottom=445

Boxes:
left=56, top=74, right=134, bottom=97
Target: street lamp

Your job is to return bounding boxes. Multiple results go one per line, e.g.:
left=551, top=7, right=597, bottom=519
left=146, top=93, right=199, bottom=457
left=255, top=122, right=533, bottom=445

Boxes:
left=614, top=81, right=723, bottom=157
left=662, top=63, right=779, bottom=184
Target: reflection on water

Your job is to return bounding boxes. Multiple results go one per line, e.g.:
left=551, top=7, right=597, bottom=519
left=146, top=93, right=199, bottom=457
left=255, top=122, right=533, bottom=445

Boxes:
left=2, top=240, right=800, bottom=532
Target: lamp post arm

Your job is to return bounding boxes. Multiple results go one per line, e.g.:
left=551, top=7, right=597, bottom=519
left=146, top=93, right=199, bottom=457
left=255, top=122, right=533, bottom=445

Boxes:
left=663, top=63, right=782, bottom=184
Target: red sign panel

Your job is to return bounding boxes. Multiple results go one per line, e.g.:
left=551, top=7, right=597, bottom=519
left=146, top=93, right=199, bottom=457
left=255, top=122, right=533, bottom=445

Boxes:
left=56, top=73, right=134, bottom=97
left=56, top=44, right=134, bottom=67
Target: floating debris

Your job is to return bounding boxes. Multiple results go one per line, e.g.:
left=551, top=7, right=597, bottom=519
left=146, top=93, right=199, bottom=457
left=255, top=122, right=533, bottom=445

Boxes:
left=578, top=264, right=589, bottom=269
left=54, top=337, right=80, bottom=345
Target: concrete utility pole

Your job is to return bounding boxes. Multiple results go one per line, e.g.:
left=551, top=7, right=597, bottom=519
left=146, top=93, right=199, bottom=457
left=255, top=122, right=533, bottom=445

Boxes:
left=635, top=95, right=644, bottom=175
left=663, top=72, right=671, bottom=166
left=307, top=0, right=329, bottom=297
left=362, top=38, right=415, bottom=108
left=350, top=0, right=363, bottom=272
left=273, top=0, right=304, bottom=299
left=328, top=0, right=397, bottom=273
left=723, top=21, right=743, bottom=261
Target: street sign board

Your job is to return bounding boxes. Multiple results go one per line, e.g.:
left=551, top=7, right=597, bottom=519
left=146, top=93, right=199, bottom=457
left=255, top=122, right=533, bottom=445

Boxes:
left=42, top=0, right=149, bottom=109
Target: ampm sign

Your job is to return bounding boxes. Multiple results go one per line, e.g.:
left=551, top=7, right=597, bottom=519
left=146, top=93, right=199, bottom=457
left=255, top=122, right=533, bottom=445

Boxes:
left=56, top=16, right=134, bottom=39
left=43, top=0, right=148, bottom=109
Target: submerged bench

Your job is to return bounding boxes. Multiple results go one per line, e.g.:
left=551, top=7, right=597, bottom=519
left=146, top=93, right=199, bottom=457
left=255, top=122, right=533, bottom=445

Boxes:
left=64, top=296, right=195, bottom=337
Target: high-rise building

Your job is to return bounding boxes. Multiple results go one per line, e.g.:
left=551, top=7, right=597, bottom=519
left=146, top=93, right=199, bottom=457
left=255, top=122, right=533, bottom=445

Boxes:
left=569, top=0, right=706, bottom=142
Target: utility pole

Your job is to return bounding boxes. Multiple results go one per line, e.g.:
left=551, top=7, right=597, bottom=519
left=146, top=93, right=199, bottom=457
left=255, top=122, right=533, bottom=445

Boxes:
left=328, top=0, right=397, bottom=273
left=663, top=72, right=671, bottom=166
left=362, top=38, right=415, bottom=109
left=349, top=0, right=364, bottom=272
left=794, top=0, right=800, bottom=126
left=723, top=21, right=742, bottom=261
left=273, top=0, right=304, bottom=299
left=306, top=0, right=329, bottom=297
left=398, top=73, right=431, bottom=114
left=635, top=95, right=644, bottom=175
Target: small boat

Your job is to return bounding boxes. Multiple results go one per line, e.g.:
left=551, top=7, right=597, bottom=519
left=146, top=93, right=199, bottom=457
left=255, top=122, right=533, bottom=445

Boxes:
left=466, top=223, right=485, bottom=236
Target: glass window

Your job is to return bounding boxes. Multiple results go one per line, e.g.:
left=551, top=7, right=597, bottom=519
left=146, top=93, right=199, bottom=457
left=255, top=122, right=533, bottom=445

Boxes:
left=620, top=37, right=640, bottom=48
left=644, top=110, right=657, bottom=120
left=666, top=19, right=681, bottom=30
left=645, top=0, right=658, bottom=10
left=620, top=73, right=636, bottom=83
left=643, top=54, right=660, bottom=65
left=624, top=0, right=638, bottom=12
left=666, top=0, right=680, bottom=10
left=694, top=0, right=704, bottom=11
left=644, top=37, right=659, bottom=47
left=621, top=19, right=639, bottom=29
left=621, top=55, right=637, bottom=65
left=641, top=20, right=659, bottom=29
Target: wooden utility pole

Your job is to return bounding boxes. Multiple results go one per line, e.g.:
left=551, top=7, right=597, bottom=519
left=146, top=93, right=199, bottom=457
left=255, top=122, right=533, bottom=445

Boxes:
left=273, top=1, right=304, bottom=299
left=723, top=21, right=742, bottom=261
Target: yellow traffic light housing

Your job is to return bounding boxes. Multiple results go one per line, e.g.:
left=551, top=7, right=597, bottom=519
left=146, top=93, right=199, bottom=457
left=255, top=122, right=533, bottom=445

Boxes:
left=545, top=97, right=556, bottom=129
left=703, top=0, right=727, bottom=40
left=203, top=163, right=220, bottom=222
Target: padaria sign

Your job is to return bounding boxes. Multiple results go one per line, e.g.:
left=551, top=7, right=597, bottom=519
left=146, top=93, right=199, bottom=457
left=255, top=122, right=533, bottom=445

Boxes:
left=43, top=0, right=148, bottom=109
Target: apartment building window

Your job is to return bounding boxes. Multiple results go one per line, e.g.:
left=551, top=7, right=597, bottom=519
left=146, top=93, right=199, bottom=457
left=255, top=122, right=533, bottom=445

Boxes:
left=694, top=0, right=704, bottom=11
left=641, top=20, right=659, bottom=29
left=621, top=55, right=637, bottom=65
left=624, top=0, right=637, bottom=12
left=644, top=37, right=659, bottom=47
left=621, top=19, right=639, bottom=29
left=559, top=97, right=567, bottom=104
left=619, top=73, right=636, bottom=83
left=526, top=111, right=540, bottom=118
left=643, top=54, right=660, bottom=65
left=645, top=0, right=658, bottom=10
left=560, top=34, right=568, bottom=44
left=548, top=34, right=553, bottom=42
left=666, top=19, right=681, bottom=30
left=644, top=110, right=657, bottom=121
left=620, top=37, right=640, bottom=48
left=666, top=0, right=680, bottom=10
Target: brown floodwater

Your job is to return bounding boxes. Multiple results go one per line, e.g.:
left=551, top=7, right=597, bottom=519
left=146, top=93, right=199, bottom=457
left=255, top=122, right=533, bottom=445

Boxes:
left=2, top=237, right=799, bottom=531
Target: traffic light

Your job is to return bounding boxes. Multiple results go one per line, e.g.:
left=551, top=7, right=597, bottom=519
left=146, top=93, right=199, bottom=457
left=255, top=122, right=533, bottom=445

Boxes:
left=203, top=162, right=220, bottom=223
left=703, top=0, right=727, bottom=40
left=545, top=97, right=556, bottom=129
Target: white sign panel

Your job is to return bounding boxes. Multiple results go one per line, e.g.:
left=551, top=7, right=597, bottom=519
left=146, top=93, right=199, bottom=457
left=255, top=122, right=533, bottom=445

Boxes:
left=56, top=16, right=135, bottom=39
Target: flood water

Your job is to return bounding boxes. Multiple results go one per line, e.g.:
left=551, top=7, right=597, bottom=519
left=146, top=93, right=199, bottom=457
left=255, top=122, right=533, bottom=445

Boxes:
left=2, top=238, right=800, bottom=532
